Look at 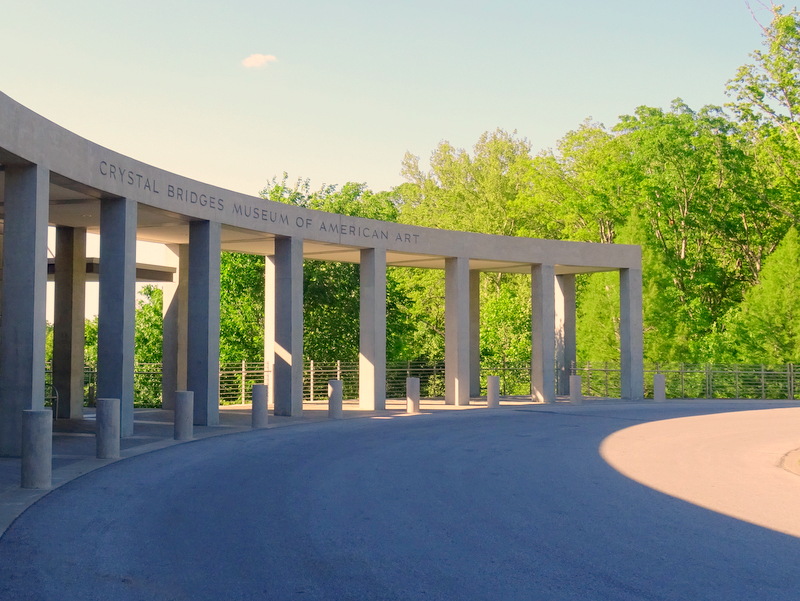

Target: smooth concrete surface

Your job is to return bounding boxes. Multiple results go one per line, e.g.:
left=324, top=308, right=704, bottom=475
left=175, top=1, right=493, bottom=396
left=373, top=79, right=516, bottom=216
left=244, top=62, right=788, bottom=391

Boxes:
left=53, top=226, right=87, bottom=419
left=358, top=248, right=387, bottom=411
left=187, top=220, right=221, bottom=426
left=445, top=257, right=471, bottom=406
left=97, top=197, right=137, bottom=437
left=328, top=380, right=343, bottom=419
left=469, top=270, right=481, bottom=397
left=96, top=398, right=120, bottom=460
left=555, top=274, right=576, bottom=396
left=268, top=237, right=304, bottom=417
left=620, top=267, right=644, bottom=401
left=0, top=164, right=49, bottom=457
left=251, top=384, right=269, bottom=429
left=653, top=373, right=666, bottom=402
left=161, top=244, right=188, bottom=411
left=531, top=263, right=556, bottom=403
left=173, top=391, right=193, bottom=441
left=487, top=375, right=500, bottom=408
left=21, top=410, right=51, bottom=489
left=569, top=375, right=583, bottom=404
left=2, top=400, right=800, bottom=600
left=406, top=377, right=420, bottom=413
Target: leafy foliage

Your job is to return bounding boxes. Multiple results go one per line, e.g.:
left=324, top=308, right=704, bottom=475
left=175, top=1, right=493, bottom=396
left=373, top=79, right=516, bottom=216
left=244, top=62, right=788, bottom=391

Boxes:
left=715, top=227, right=800, bottom=363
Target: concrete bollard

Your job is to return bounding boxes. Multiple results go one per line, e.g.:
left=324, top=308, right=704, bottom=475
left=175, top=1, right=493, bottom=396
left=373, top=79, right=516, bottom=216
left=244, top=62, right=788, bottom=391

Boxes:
left=569, top=375, right=583, bottom=405
left=96, top=398, right=121, bottom=460
left=252, top=384, right=269, bottom=429
left=653, top=373, right=666, bottom=402
left=487, top=375, right=500, bottom=408
left=328, top=380, right=343, bottom=419
left=406, top=377, right=420, bottom=413
left=174, top=391, right=194, bottom=441
left=21, top=409, right=52, bottom=489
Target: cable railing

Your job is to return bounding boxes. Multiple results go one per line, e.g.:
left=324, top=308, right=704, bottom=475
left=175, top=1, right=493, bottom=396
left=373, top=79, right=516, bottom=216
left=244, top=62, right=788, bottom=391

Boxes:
left=42, top=360, right=800, bottom=409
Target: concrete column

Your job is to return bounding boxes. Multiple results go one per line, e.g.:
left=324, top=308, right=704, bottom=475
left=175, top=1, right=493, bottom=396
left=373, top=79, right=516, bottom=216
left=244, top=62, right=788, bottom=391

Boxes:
left=268, top=237, right=304, bottom=416
left=328, top=379, right=343, bottom=419
left=469, top=270, right=481, bottom=397
left=174, top=391, right=193, bottom=441
left=620, top=268, right=644, bottom=401
left=96, top=397, right=121, bottom=459
left=251, top=384, right=269, bottom=428
left=555, top=274, right=576, bottom=396
left=98, top=197, right=137, bottom=437
left=531, top=264, right=556, bottom=404
left=53, top=226, right=87, bottom=419
left=445, top=257, right=471, bottom=406
left=162, top=244, right=188, bottom=410
left=264, top=256, right=275, bottom=410
left=187, top=221, right=221, bottom=426
left=21, top=409, right=52, bottom=489
left=487, top=375, right=500, bottom=408
left=406, top=377, right=420, bottom=413
left=0, top=164, right=49, bottom=457
left=359, top=248, right=386, bottom=410
left=569, top=375, right=583, bottom=404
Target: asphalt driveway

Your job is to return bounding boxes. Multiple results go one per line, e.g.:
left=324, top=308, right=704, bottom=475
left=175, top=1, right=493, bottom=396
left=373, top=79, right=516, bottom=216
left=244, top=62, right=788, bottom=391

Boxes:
left=1, top=402, right=798, bottom=600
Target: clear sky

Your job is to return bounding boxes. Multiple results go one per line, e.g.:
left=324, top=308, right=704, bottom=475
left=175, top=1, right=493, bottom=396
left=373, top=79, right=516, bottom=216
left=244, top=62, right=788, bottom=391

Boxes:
left=0, top=0, right=772, bottom=196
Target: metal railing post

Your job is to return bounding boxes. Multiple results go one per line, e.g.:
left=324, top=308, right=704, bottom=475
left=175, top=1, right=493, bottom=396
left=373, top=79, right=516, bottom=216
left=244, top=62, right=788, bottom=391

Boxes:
left=309, top=360, right=315, bottom=402
left=240, top=359, right=246, bottom=403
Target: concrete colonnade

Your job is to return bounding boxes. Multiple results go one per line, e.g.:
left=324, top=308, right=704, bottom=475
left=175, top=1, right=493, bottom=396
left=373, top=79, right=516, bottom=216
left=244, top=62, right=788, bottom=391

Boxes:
left=0, top=91, right=643, bottom=459
left=0, top=206, right=637, bottom=454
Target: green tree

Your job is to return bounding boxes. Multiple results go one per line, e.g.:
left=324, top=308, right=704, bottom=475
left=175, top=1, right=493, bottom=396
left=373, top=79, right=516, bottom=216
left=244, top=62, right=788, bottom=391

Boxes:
left=613, top=101, right=785, bottom=338
left=727, top=3, right=800, bottom=224
left=134, top=285, right=163, bottom=364
left=716, top=227, right=800, bottom=363
left=530, top=120, right=634, bottom=243
left=396, top=129, right=551, bottom=237
left=219, top=252, right=265, bottom=363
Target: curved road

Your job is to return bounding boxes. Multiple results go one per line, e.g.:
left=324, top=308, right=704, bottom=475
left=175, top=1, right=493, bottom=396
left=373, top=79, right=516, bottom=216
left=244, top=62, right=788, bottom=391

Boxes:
left=2, top=402, right=800, bottom=600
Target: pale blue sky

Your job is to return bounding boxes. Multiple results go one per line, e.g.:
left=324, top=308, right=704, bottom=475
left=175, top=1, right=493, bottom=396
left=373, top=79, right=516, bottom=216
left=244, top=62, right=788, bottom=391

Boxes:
left=1, top=1, right=771, bottom=195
